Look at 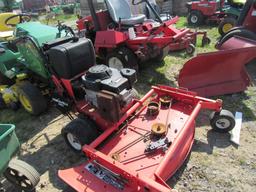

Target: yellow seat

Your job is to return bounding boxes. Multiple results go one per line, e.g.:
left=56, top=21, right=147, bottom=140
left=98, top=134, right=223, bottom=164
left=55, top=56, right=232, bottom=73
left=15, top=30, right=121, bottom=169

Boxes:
left=0, top=12, right=19, bottom=32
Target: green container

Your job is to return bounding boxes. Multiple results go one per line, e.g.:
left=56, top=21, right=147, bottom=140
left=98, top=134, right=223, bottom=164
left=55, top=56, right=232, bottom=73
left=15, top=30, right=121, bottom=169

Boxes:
left=0, top=124, right=19, bottom=174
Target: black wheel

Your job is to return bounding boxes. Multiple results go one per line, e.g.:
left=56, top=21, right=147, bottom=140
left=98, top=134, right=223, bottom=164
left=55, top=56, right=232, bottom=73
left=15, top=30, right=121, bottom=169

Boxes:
left=218, top=28, right=256, bottom=48
left=18, top=81, right=47, bottom=115
left=202, top=37, right=211, bottom=47
left=218, top=17, right=237, bottom=37
left=186, top=44, right=195, bottom=55
left=3, top=159, right=40, bottom=192
left=62, top=118, right=100, bottom=153
left=106, top=47, right=139, bottom=72
left=210, top=109, right=236, bottom=133
left=187, top=11, right=203, bottom=25
left=153, top=49, right=165, bottom=62
left=0, top=72, right=15, bottom=85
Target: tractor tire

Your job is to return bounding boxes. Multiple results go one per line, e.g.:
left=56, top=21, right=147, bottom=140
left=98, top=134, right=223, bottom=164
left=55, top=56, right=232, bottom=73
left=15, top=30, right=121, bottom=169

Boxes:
left=218, top=28, right=256, bottom=48
left=218, top=17, right=237, bottom=37
left=3, top=159, right=40, bottom=192
left=0, top=72, right=14, bottom=86
left=106, top=47, right=139, bottom=72
left=210, top=109, right=236, bottom=133
left=187, top=11, right=203, bottom=26
left=62, top=118, right=99, bottom=153
left=18, top=81, right=47, bottom=115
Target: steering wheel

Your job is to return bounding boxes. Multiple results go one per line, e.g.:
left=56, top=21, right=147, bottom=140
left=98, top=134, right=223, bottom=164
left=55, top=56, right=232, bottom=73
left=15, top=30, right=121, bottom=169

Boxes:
left=5, top=14, right=31, bottom=27
left=132, top=0, right=145, bottom=5
left=56, top=21, right=76, bottom=38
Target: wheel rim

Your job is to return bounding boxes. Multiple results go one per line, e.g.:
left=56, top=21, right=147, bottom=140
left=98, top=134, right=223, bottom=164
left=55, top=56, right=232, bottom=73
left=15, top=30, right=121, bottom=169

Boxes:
left=19, top=94, right=32, bottom=112
left=66, top=133, right=82, bottom=151
left=108, top=57, right=124, bottom=70
left=186, top=44, right=195, bottom=54
left=191, top=15, right=198, bottom=23
left=5, top=168, right=33, bottom=190
left=215, top=118, right=231, bottom=129
left=222, top=23, right=233, bottom=34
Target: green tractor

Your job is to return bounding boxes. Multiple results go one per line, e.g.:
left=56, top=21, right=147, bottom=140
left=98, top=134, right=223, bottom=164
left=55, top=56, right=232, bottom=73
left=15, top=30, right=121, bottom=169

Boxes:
left=0, top=15, right=74, bottom=115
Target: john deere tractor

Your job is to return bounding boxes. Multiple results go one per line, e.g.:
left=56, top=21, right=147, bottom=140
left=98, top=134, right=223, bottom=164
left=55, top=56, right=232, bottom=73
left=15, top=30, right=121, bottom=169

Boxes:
left=0, top=14, right=74, bottom=115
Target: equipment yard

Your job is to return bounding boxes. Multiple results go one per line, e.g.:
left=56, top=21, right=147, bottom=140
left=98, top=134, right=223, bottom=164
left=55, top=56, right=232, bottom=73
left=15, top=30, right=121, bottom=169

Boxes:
left=0, top=17, right=255, bottom=192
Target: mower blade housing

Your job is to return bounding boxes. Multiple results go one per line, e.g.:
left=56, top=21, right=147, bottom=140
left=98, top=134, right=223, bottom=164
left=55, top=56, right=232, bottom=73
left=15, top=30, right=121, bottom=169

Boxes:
left=178, top=36, right=256, bottom=97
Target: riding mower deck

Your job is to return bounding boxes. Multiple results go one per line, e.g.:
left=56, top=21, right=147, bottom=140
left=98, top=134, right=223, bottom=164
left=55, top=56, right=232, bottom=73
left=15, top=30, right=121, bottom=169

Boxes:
left=58, top=85, right=236, bottom=192
left=187, top=0, right=245, bottom=36
left=179, top=0, right=256, bottom=97
left=76, top=0, right=209, bottom=70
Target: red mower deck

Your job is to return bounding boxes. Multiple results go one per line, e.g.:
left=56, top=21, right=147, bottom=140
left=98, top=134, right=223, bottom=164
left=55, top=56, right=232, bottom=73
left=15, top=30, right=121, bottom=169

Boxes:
left=59, top=86, right=233, bottom=192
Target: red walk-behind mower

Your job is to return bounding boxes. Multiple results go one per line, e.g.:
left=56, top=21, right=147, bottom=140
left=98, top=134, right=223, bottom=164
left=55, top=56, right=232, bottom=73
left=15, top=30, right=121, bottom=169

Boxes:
left=76, top=0, right=209, bottom=70
left=179, top=0, right=256, bottom=97
left=58, top=85, right=236, bottom=192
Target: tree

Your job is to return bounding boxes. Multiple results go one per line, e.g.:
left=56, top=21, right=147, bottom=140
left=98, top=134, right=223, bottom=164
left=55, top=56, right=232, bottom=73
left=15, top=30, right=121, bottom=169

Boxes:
left=3, top=0, right=15, bottom=11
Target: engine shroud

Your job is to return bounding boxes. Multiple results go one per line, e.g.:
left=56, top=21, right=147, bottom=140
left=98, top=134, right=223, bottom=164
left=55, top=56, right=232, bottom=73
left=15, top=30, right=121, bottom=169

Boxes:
left=82, top=65, right=137, bottom=122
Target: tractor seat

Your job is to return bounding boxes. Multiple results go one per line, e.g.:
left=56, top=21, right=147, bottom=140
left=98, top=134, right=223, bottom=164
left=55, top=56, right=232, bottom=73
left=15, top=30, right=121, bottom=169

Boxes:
left=105, top=0, right=146, bottom=26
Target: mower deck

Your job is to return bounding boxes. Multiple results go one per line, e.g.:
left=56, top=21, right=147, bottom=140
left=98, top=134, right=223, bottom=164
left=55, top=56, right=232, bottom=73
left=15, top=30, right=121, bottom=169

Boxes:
left=59, top=86, right=223, bottom=192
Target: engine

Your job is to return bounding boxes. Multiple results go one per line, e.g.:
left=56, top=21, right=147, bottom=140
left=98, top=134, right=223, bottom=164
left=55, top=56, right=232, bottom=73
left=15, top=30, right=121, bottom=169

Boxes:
left=82, top=65, right=137, bottom=122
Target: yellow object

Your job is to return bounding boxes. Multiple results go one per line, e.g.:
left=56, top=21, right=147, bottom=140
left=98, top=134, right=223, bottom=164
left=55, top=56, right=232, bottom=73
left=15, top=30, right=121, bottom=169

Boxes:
left=0, top=86, right=18, bottom=105
left=19, top=93, right=32, bottom=112
left=0, top=12, right=18, bottom=32
left=16, top=73, right=28, bottom=81
left=222, top=23, right=234, bottom=34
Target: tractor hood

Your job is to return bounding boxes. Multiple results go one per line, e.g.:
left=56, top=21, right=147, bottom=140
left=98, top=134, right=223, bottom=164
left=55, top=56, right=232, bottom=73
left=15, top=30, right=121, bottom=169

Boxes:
left=15, top=22, right=59, bottom=46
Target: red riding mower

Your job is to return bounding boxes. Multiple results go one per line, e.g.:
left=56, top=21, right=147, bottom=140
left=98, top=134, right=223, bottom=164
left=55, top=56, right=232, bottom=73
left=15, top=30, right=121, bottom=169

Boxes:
left=179, top=0, right=256, bottom=97
left=58, top=84, right=236, bottom=191
left=187, top=0, right=245, bottom=36
left=76, top=0, right=209, bottom=70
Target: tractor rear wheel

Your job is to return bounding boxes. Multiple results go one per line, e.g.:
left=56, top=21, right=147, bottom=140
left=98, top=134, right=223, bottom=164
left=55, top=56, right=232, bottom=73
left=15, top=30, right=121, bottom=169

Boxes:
left=218, top=17, right=237, bottom=36
left=210, top=110, right=236, bottom=133
left=187, top=11, right=203, bottom=25
left=62, top=118, right=100, bottom=153
left=106, top=47, right=139, bottom=72
left=18, top=81, right=47, bottom=115
left=3, top=159, right=40, bottom=192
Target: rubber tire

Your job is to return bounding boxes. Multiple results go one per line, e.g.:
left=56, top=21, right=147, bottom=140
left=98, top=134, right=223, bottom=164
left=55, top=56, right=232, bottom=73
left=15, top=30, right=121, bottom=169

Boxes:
left=187, top=11, right=203, bottom=25
left=218, top=28, right=256, bottom=48
left=0, top=72, right=14, bottom=86
left=202, top=37, right=211, bottom=47
left=218, top=17, right=237, bottom=37
left=186, top=44, right=196, bottom=55
left=18, top=81, right=47, bottom=115
left=210, top=109, right=236, bottom=133
left=62, top=118, right=99, bottom=153
left=3, top=159, right=40, bottom=192
left=153, top=49, right=165, bottom=62
left=106, top=47, right=139, bottom=72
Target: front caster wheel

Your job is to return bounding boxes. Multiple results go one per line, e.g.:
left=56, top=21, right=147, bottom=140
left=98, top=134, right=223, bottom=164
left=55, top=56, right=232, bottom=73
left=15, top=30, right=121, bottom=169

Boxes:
left=202, top=37, right=211, bottom=47
left=3, top=159, right=40, bottom=192
left=186, top=44, right=195, bottom=55
left=210, top=109, right=236, bottom=133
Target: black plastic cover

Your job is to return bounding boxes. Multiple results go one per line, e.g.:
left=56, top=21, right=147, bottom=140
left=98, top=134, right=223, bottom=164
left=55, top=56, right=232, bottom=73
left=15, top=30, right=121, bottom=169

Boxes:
left=47, top=38, right=95, bottom=79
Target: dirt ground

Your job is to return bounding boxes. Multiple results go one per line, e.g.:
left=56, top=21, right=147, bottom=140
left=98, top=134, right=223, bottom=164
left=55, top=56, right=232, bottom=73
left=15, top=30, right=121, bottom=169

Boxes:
left=1, top=22, right=256, bottom=192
